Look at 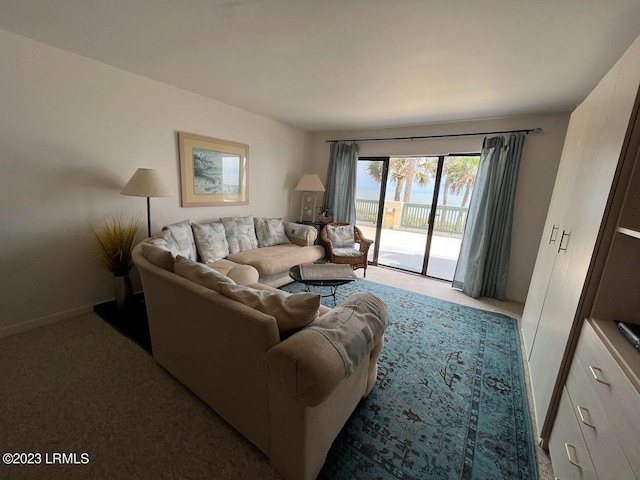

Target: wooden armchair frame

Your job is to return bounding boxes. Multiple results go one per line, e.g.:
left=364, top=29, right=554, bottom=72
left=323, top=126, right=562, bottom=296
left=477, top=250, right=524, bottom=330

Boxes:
left=320, top=222, right=374, bottom=277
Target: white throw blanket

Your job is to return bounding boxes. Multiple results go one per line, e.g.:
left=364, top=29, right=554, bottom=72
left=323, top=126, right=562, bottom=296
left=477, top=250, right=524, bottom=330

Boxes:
left=308, top=293, right=389, bottom=376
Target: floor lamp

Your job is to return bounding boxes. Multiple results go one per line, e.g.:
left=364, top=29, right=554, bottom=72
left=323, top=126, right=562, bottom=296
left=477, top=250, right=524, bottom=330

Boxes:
left=121, top=168, right=171, bottom=237
left=294, top=174, right=325, bottom=222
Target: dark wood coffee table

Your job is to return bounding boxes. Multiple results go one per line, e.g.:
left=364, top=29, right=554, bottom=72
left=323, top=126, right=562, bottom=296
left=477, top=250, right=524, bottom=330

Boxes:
left=289, top=263, right=356, bottom=305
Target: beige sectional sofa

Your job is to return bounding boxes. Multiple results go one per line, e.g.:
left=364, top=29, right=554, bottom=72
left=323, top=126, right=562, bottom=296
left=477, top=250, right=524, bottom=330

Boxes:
left=132, top=216, right=389, bottom=480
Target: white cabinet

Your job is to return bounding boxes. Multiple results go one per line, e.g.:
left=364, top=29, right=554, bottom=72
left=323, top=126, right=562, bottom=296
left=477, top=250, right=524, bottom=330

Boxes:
left=539, top=36, right=640, bottom=480
left=548, top=389, right=597, bottom=480
left=548, top=321, right=638, bottom=480
left=521, top=34, right=640, bottom=440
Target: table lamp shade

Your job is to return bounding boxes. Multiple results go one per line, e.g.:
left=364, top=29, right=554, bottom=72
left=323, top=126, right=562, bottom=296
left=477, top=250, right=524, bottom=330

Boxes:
left=294, top=174, right=325, bottom=192
left=121, top=168, right=171, bottom=197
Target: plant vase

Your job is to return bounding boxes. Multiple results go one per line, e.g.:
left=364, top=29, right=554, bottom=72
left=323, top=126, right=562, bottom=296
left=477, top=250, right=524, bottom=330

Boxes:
left=318, top=212, right=332, bottom=224
left=114, top=272, right=133, bottom=309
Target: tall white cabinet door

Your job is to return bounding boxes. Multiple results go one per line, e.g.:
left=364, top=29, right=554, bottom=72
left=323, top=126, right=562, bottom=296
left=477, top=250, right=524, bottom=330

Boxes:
left=528, top=63, right=620, bottom=434
left=521, top=111, right=586, bottom=359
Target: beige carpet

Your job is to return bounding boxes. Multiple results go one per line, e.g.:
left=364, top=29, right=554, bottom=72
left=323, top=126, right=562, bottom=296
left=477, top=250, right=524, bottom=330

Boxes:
left=0, top=313, right=281, bottom=480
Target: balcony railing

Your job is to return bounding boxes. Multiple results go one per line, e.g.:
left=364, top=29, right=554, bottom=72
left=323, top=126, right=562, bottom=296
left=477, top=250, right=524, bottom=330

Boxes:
left=355, top=199, right=468, bottom=236
left=355, top=199, right=379, bottom=223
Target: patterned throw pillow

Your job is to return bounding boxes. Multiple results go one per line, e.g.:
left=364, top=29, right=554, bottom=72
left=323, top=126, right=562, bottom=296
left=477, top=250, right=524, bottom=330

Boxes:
left=148, top=230, right=178, bottom=255
left=254, top=217, right=291, bottom=247
left=220, top=216, right=259, bottom=254
left=162, top=219, right=198, bottom=261
left=192, top=222, right=230, bottom=263
left=326, top=224, right=355, bottom=248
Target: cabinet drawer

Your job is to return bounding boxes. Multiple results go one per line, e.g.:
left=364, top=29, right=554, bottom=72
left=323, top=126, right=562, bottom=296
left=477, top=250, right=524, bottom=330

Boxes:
left=549, top=389, right=597, bottom=480
left=566, top=356, right=635, bottom=479
left=574, top=321, right=640, bottom=477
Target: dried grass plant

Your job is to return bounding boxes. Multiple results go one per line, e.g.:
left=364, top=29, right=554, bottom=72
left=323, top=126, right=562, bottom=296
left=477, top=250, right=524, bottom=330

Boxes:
left=92, top=213, right=141, bottom=277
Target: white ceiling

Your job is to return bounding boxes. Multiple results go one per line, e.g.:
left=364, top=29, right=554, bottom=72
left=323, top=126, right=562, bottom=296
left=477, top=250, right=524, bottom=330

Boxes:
left=1, top=1, right=640, bottom=132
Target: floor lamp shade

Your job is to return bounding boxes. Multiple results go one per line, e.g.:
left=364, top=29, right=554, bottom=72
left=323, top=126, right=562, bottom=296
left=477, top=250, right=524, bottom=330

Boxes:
left=294, top=174, right=325, bottom=222
left=121, top=168, right=171, bottom=237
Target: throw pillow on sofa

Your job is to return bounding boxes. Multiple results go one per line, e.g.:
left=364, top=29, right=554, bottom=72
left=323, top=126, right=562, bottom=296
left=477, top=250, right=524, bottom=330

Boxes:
left=148, top=230, right=178, bottom=255
left=174, top=255, right=236, bottom=292
left=218, top=283, right=320, bottom=336
left=141, top=242, right=175, bottom=272
left=220, top=216, right=259, bottom=254
left=192, top=222, right=230, bottom=263
left=254, top=217, right=291, bottom=247
left=162, top=219, right=198, bottom=261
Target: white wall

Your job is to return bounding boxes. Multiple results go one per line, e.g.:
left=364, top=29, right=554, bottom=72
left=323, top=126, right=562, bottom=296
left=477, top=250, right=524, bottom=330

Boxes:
left=0, top=30, right=308, bottom=334
left=309, top=113, right=570, bottom=302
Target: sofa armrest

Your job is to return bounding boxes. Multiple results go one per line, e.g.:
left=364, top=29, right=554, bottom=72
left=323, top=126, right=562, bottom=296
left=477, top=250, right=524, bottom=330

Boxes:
left=283, top=222, right=317, bottom=246
left=265, top=329, right=345, bottom=407
left=265, top=293, right=388, bottom=407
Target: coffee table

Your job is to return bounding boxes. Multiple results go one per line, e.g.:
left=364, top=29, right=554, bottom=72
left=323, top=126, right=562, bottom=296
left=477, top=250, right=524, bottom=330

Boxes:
left=289, top=263, right=357, bottom=305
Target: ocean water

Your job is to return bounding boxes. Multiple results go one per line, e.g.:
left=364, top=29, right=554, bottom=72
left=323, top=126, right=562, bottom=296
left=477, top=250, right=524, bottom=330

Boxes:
left=356, top=161, right=471, bottom=207
left=356, top=185, right=469, bottom=207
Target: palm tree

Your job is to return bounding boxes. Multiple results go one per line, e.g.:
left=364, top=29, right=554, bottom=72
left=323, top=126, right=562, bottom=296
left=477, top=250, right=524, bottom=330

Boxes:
left=366, top=157, right=436, bottom=202
left=442, top=156, right=479, bottom=207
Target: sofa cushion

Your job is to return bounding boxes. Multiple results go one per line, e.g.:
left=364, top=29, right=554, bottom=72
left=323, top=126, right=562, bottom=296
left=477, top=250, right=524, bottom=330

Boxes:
left=174, top=255, right=236, bottom=292
left=192, top=222, right=230, bottom=263
left=221, top=216, right=259, bottom=254
left=141, top=242, right=174, bottom=272
left=162, top=219, right=198, bottom=261
left=254, top=217, right=291, bottom=247
left=325, top=224, right=355, bottom=248
left=226, top=244, right=325, bottom=277
left=218, top=283, right=320, bottom=336
left=332, top=247, right=364, bottom=258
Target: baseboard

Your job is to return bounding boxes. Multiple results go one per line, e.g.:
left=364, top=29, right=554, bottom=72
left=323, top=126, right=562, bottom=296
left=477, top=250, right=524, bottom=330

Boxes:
left=0, top=304, right=94, bottom=339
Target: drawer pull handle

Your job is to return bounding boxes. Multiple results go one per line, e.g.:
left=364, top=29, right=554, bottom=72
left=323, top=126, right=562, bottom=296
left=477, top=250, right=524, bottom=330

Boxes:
left=565, top=443, right=581, bottom=468
left=549, top=224, right=559, bottom=244
left=589, top=366, right=609, bottom=385
left=576, top=405, right=595, bottom=428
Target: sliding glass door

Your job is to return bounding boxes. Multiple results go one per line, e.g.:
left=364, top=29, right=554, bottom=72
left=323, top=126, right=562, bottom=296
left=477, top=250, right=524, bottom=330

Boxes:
left=355, top=154, right=479, bottom=281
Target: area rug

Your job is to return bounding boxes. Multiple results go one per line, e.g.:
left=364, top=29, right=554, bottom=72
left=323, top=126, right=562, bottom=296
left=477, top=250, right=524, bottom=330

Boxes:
left=281, top=279, right=538, bottom=480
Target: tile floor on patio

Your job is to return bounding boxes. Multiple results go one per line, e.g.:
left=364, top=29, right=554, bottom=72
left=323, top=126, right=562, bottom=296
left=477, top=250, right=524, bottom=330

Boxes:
left=357, top=225, right=462, bottom=281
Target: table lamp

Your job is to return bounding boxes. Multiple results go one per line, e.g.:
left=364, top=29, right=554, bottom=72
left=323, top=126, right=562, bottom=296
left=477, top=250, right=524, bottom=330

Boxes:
left=294, top=174, right=325, bottom=222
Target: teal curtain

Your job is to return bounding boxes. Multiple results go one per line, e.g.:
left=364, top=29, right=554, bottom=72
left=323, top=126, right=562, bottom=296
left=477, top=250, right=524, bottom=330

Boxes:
left=452, top=133, right=525, bottom=299
left=324, top=142, right=359, bottom=223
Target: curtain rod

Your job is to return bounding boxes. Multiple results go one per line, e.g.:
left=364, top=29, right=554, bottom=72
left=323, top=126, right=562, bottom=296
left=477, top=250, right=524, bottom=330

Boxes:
left=325, top=127, right=542, bottom=143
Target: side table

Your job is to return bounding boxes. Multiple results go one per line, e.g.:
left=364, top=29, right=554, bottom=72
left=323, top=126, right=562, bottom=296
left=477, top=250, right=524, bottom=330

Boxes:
left=300, top=221, right=326, bottom=246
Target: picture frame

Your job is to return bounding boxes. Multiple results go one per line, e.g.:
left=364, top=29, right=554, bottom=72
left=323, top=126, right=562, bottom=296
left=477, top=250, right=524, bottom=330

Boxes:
left=178, top=131, right=249, bottom=207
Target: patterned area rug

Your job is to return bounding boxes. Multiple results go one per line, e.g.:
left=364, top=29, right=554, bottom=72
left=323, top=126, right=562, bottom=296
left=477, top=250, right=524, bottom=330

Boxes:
left=281, top=279, right=538, bottom=480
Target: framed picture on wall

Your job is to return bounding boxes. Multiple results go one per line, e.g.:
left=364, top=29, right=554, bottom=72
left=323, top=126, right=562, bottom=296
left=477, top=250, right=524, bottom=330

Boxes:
left=178, top=131, right=249, bottom=207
